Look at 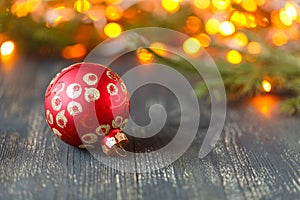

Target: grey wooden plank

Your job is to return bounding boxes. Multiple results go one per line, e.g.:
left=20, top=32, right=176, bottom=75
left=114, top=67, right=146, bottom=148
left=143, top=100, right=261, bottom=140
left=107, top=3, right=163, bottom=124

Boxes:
left=0, top=58, right=299, bottom=200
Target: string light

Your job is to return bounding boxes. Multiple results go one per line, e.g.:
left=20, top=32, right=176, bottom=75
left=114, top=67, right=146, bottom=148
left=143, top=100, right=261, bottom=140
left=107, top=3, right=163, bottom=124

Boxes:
left=1, top=41, right=15, bottom=56
left=262, top=80, right=272, bottom=93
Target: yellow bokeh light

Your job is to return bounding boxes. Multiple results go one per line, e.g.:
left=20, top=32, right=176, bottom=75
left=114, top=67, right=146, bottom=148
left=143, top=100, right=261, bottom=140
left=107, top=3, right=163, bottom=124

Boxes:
left=262, top=80, right=271, bottom=93
left=106, top=0, right=123, bottom=4
left=227, top=50, right=242, bottom=64
left=219, top=21, right=235, bottom=36
left=241, top=0, right=257, bottom=12
left=185, top=16, right=202, bottom=34
left=26, top=0, right=41, bottom=12
left=162, top=0, right=180, bottom=13
left=137, top=48, right=154, bottom=64
left=74, top=0, right=91, bottom=13
left=230, top=11, right=246, bottom=27
left=245, top=13, right=257, bottom=28
left=11, top=1, right=29, bottom=17
left=150, top=42, right=167, bottom=57
left=105, top=6, right=122, bottom=21
left=205, top=18, right=220, bottom=35
left=212, top=0, right=231, bottom=10
left=247, top=41, right=262, bottom=54
left=232, top=32, right=248, bottom=47
left=279, top=9, right=293, bottom=27
left=285, top=3, right=298, bottom=20
left=272, top=30, right=288, bottom=46
left=196, top=33, right=211, bottom=47
left=1, top=41, right=15, bottom=56
left=256, top=0, right=265, bottom=6
left=183, top=37, right=201, bottom=55
left=194, top=0, right=210, bottom=9
left=104, top=23, right=122, bottom=38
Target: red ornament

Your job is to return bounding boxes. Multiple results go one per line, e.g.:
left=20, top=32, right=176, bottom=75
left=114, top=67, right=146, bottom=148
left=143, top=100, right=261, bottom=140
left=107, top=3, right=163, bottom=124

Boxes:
left=44, top=62, right=130, bottom=155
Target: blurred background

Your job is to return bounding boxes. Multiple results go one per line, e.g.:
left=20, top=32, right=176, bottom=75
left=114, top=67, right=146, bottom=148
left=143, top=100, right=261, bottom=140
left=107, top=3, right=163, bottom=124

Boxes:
left=1, top=0, right=300, bottom=115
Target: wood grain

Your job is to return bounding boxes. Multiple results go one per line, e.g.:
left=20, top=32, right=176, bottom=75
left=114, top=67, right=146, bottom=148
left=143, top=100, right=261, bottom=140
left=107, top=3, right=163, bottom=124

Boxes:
left=0, top=58, right=299, bottom=200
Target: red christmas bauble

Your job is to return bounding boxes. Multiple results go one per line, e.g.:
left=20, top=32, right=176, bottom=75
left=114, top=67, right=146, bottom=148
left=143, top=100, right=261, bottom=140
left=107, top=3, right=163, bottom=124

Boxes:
left=44, top=62, right=130, bottom=155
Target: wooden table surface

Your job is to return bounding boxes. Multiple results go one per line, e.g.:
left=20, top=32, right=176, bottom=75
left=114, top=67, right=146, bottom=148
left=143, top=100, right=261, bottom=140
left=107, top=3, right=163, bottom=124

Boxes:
left=0, top=58, right=299, bottom=200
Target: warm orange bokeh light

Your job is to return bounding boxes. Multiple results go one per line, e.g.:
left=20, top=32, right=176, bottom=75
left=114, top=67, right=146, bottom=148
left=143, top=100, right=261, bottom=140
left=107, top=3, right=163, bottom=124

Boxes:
left=150, top=42, right=167, bottom=57
left=241, top=0, right=257, bottom=12
left=1, top=41, right=15, bottom=56
left=196, top=33, right=211, bottom=47
left=162, top=0, right=180, bottom=13
left=251, top=95, right=280, bottom=117
left=194, top=0, right=210, bottom=9
left=262, top=80, right=272, bottom=93
left=247, top=41, right=262, bottom=54
left=232, top=32, right=248, bottom=47
left=104, top=22, right=122, bottom=38
left=205, top=18, right=220, bottom=35
left=74, top=0, right=91, bottom=13
left=185, top=16, right=202, bottom=34
left=137, top=48, right=154, bottom=64
left=227, top=50, right=242, bottom=64
left=212, top=0, right=231, bottom=10
left=183, top=37, right=202, bottom=55
left=62, top=44, right=87, bottom=59
left=272, top=30, right=288, bottom=46
left=105, top=5, right=122, bottom=21
left=219, top=21, right=235, bottom=36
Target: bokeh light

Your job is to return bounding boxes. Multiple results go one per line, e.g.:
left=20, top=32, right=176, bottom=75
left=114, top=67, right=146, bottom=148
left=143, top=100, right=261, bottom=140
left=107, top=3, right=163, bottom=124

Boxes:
left=232, top=32, right=248, bottom=47
left=230, top=11, right=246, bottom=27
left=183, top=37, right=202, bottom=55
left=150, top=42, right=167, bottom=57
left=262, top=80, right=272, bottom=93
left=162, top=0, right=180, bottom=13
left=105, top=6, right=122, bottom=21
left=74, top=0, right=91, bottom=13
left=62, top=44, right=86, bottom=59
left=227, top=50, right=242, bottom=64
left=104, top=22, right=122, bottom=38
left=205, top=18, right=220, bottom=35
left=247, top=41, right=262, bottom=54
left=272, top=30, right=288, bottom=46
left=241, top=0, right=257, bottom=12
left=219, top=21, right=235, bottom=36
left=185, top=16, right=202, bottom=34
left=1, top=41, right=15, bottom=56
left=194, top=0, right=210, bottom=9
left=137, top=48, right=154, bottom=64
left=212, top=0, right=230, bottom=10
